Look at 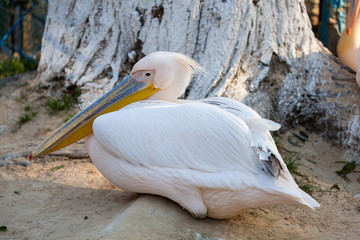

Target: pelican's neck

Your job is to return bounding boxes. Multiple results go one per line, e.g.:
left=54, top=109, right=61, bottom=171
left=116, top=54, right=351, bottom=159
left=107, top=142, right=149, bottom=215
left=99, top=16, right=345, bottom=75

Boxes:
left=147, top=73, right=192, bottom=102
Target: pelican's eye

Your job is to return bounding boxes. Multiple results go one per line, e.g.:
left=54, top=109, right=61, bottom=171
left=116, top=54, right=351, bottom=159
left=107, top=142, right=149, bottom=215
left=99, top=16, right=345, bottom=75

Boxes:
left=131, top=70, right=154, bottom=83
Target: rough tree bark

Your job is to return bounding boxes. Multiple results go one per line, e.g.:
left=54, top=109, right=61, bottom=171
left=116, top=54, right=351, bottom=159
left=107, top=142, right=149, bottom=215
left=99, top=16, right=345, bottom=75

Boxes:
left=37, top=0, right=360, bottom=159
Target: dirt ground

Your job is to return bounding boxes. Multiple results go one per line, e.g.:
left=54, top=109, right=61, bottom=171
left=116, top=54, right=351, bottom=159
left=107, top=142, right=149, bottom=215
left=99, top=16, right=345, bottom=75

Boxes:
left=0, top=72, right=359, bottom=240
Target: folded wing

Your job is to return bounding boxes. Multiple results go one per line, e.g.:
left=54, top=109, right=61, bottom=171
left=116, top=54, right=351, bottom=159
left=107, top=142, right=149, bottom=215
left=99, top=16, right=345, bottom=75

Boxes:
left=92, top=100, right=262, bottom=174
left=200, top=97, right=284, bottom=178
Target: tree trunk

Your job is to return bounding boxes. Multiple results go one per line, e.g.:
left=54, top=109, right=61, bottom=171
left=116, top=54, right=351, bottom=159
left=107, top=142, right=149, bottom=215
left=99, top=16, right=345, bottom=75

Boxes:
left=38, top=0, right=360, bottom=159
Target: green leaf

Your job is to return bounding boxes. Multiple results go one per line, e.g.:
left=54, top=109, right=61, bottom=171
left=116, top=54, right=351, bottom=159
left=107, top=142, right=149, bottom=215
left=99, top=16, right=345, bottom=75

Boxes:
left=287, top=136, right=302, bottom=147
left=0, top=226, right=7, bottom=232
left=336, top=161, right=358, bottom=182
left=284, top=153, right=302, bottom=175
left=48, top=165, right=64, bottom=171
left=292, top=132, right=309, bottom=142
left=299, top=130, right=309, bottom=139
left=0, top=58, right=38, bottom=79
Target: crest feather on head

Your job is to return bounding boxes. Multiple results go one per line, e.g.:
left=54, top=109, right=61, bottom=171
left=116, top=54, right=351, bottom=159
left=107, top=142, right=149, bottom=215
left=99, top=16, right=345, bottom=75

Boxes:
left=131, top=52, right=205, bottom=77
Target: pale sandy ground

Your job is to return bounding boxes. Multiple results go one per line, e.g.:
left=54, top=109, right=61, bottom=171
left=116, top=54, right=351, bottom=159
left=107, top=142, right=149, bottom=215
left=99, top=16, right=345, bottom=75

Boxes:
left=0, top=72, right=359, bottom=240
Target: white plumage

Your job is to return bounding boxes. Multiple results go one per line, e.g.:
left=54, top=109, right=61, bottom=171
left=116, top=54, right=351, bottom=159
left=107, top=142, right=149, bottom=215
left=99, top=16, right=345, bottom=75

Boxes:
left=84, top=52, right=319, bottom=219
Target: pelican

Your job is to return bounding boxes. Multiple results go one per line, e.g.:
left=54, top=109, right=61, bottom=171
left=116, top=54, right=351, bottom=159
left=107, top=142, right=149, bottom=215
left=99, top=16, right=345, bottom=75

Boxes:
left=337, top=0, right=360, bottom=87
left=30, top=52, right=319, bottom=219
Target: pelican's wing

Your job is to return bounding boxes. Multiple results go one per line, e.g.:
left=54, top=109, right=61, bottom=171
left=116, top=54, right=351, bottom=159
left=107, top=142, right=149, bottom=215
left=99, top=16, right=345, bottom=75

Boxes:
left=199, top=97, right=284, bottom=178
left=199, top=97, right=281, bottom=131
left=92, top=100, right=262, bottom=174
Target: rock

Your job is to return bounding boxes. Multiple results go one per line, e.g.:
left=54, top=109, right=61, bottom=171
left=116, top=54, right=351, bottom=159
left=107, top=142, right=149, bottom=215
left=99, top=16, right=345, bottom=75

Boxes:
left=100, top=195, right=215, bottom=239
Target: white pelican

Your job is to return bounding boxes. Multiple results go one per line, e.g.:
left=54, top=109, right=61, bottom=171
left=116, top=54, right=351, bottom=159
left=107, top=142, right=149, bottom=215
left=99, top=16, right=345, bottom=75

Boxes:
left=337, top=0, right=360, bottom=87
left=30, top=52, right=319, bottom=219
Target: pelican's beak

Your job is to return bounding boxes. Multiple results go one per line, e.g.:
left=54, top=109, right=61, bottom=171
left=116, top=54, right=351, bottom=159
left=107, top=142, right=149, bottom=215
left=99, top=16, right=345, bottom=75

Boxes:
left=30, top=74, right=158, bottom=160
left=346, top=0, right=360, bottom=35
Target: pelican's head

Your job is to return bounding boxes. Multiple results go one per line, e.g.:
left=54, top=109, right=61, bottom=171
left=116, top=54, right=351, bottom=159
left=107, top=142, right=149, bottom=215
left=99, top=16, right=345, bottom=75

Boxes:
left=29, top=52, right=203, bottom=159
left=132, top=52, right=203, bottom=101
left=346, top=0, right=360, bottom=35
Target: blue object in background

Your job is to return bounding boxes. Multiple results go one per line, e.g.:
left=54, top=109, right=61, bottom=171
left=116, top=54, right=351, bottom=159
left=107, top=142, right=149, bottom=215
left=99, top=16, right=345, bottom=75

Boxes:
left=0, top=0, right=46, bottom=61
left=320, top=0, right=349, bottom=47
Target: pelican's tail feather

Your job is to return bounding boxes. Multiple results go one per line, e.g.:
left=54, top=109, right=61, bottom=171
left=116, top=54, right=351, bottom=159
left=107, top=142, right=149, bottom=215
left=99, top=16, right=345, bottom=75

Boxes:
left=266, top=173, right=320, bottom=209
left=298, top=190, right=320, bottom=209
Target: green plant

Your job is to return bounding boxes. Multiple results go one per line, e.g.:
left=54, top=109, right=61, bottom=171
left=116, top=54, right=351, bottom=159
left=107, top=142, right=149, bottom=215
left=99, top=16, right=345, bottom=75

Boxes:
left=14, top=91, right=26, bottom=102
left=274, top=136, right=299, bottom=154
left=63, top=113, right=74, bottom=123
left=48, top=165, right=64, bottom=171
left=284, top=153, right=302, bottom=176
left=336, top=161, right=358, bottom=182
left=17, top=81, right=29, bottom=88
left=17, top=111, right=37, bottom=125
left=295, top=179, right=316, bottom=197
left=46, top=98, right=65, bottom=113
left=273, top=136, right=281, bottom=150
left=0, top=58, right=38, bottom=79
left=24, top=105, right=31, bottom=111
left=18, top=114, right=31, bottom=124
left=45, top=88, right=81, bottom=115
